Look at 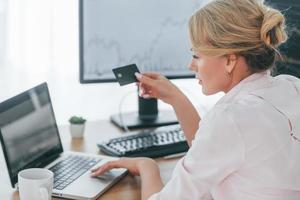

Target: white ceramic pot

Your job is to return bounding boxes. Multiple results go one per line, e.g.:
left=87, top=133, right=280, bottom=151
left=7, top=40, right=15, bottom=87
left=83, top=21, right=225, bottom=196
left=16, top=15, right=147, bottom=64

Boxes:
left=70, top=123, right=85, bottom=138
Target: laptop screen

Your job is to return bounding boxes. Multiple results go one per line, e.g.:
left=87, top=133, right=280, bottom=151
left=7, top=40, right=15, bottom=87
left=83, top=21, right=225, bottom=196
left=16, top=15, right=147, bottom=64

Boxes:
left=0, top=83, right=63, bottom=187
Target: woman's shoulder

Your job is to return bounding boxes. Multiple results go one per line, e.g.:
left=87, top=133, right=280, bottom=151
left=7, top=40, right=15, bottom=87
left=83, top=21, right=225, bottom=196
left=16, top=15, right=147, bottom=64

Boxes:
left=274, top=74, right=300, bottom=83
left=274, top=74, right=300, bottom=94
left=221, top=74, right=300, bottom=111
left=203, top=73, right=300, bottom=126
left=211, top=96, right=261, bottom=117
left=240, top=74, right=300, bottom=108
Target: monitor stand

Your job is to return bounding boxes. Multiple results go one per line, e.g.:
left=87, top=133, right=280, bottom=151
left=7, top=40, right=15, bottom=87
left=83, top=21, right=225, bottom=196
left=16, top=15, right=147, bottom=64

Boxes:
left=110, top=93, right=178, bottom=130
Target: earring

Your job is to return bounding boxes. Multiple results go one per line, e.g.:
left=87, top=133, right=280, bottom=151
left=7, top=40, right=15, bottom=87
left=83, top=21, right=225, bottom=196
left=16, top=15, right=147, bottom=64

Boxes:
left=227, top=70, right=232, bottom=77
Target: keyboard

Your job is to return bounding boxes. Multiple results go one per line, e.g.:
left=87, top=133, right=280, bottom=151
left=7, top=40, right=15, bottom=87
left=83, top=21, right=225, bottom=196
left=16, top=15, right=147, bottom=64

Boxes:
left=97, top=124, right=189, bottom=158
left=49, top=155, right=101, bottom=190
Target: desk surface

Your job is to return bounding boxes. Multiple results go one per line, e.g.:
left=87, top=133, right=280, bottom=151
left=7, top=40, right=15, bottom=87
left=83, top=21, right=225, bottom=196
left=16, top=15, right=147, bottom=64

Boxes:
left=0, top=120, right=179, bottom=200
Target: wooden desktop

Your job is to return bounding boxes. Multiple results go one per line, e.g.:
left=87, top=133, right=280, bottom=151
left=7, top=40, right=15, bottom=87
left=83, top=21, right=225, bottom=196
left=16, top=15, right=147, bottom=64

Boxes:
left=0, top=120, right=180, bottom=200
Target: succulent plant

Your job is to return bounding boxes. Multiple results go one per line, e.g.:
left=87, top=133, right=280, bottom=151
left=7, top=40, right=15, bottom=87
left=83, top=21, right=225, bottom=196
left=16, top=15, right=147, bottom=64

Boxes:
left=69, top=116, right=86, bottom=124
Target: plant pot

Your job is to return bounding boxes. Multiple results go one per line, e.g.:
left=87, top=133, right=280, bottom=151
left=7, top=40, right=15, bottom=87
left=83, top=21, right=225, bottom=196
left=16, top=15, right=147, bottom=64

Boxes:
left=70, top=123, right=85, bottom=138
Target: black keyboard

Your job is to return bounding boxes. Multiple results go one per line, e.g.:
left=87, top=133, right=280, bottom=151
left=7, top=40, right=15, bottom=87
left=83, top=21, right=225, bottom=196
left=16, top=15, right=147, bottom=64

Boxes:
left=97, top=124, right=189, bottom=158
left=49, top=155, right=101, bottom=190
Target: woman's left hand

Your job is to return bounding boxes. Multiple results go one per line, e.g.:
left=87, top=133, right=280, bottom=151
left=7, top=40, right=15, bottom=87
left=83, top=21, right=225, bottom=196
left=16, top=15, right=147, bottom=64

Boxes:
left=90, top=157, right=157, bottom=177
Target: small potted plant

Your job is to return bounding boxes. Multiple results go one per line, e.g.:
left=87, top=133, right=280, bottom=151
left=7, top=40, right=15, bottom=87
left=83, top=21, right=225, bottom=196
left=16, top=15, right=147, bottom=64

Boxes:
left=69, top=116, right=86, bottom=138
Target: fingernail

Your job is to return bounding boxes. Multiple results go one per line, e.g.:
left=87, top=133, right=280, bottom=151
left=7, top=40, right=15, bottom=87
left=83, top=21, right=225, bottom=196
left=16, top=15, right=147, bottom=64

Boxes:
left=135, top=72, right=142, bottom=79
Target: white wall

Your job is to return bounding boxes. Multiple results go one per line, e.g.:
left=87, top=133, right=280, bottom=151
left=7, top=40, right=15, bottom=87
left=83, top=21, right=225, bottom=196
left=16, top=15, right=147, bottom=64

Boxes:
left=0, top=0, right=5, bottom=68
left=0, top=0, right=223, bottom=125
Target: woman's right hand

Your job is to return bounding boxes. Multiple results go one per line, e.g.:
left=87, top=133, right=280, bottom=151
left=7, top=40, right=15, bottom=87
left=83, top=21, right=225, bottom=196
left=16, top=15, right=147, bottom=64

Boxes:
left=135, top=72, right=182, bottom=105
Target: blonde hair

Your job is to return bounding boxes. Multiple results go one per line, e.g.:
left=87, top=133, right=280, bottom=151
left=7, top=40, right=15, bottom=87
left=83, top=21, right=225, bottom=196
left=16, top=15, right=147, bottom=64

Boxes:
left=189, top=0, right=288, bottom=71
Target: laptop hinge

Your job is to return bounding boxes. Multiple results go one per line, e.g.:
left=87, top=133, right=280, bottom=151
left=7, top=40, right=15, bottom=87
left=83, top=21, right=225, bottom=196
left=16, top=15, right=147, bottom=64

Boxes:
left=35, top=153, right=60, bottom=168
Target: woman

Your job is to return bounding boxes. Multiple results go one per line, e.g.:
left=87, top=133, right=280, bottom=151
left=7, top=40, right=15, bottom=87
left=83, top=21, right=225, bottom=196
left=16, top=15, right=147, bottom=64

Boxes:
left=92, top=0, right=300, bottom=199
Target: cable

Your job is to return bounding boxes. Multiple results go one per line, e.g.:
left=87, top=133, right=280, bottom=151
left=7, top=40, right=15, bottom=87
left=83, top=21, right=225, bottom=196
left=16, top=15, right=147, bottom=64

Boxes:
left=118, top=90, right=136, bottom=133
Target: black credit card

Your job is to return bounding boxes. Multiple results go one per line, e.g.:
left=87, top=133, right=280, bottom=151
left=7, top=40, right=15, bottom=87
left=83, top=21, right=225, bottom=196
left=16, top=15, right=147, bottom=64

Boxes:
left=112, top=64, right=140, bottom=86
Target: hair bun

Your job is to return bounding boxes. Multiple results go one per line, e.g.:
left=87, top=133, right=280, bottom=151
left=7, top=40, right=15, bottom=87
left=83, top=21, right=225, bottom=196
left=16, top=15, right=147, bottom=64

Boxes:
left=261, top=8, right=287, bottom=48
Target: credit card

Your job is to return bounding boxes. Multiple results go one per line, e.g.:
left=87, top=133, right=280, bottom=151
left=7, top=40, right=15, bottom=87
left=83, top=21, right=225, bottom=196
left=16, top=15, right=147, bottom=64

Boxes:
left=112, top=64, right=140, bottom=86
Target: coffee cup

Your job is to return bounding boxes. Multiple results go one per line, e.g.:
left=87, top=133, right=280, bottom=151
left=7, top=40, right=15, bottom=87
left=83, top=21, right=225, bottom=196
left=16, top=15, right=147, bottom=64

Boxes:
left=18, top=168, right=53, bottom=200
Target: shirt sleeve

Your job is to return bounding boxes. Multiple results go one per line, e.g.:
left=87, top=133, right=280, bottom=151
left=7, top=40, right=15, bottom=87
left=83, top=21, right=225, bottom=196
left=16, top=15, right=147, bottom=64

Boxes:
left=149, top=105, right=246, bottom=200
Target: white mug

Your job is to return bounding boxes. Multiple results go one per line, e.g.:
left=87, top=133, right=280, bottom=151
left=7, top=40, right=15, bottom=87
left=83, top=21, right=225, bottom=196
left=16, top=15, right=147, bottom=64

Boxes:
left=18, top=168, right=53, bottom=200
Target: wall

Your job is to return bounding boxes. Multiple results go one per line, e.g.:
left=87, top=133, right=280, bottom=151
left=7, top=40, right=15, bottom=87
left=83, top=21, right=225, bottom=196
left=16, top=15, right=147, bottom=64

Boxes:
left=0, top=0, right=222, bottom=125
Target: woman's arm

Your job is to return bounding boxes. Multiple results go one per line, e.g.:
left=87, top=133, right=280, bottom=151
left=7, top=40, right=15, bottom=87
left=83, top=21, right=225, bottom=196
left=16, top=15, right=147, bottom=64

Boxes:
left=170, top=92, right=201, bottom=146
left=91, top=157, right=163, bottom=200
left=138, top=159, right=164, bottom=200
left=135, top=72, right=200, bottom=146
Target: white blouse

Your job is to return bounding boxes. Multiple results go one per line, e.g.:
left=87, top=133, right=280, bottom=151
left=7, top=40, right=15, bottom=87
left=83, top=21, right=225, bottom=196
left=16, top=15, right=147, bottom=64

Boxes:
left=149, top=72, right=300, bottom=200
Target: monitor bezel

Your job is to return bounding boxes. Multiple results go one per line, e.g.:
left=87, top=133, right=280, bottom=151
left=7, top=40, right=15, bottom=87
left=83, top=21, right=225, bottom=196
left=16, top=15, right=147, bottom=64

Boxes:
left=0, top=82, right=64, bottom=187
left=78, top=0, right=195, bottom=84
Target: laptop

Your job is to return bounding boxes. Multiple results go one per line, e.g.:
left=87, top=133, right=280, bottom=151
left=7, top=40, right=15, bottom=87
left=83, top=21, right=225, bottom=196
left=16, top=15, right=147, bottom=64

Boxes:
left=0, top=83, right=127, bottom=200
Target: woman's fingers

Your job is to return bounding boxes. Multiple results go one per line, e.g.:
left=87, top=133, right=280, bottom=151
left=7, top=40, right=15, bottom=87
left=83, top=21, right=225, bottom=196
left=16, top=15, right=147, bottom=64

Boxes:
left=139, top=84, right=156, bottom=99
left=135, top=72, right=166, bottom=99
left=135, top=72, right=156, bottom=86
left=139, top=83, right=151, bottom=94
left=90, top=160, right=123, bottom=177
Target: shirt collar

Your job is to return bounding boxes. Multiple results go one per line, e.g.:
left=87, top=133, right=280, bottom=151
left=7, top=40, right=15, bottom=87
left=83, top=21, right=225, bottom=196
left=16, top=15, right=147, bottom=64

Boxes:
left=216, top=70, right=272, bottom=105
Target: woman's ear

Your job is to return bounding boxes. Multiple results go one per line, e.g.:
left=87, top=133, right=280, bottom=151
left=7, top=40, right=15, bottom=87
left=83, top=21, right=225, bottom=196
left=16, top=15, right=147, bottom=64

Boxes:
left=225, top=54, right=238, bottom=74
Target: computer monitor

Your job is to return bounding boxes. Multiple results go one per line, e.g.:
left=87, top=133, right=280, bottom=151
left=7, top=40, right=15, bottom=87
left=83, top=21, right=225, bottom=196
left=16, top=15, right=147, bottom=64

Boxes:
left=266, top=0, right=300, bottom=78
left=79, top=0, right=300, bottom=129
left=79, top=0, right=201, bottom=129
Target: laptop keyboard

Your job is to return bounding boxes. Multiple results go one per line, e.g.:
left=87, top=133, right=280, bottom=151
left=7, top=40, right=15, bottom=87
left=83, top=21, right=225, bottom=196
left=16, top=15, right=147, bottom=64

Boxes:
left=49, top=155, right=101, bottom=190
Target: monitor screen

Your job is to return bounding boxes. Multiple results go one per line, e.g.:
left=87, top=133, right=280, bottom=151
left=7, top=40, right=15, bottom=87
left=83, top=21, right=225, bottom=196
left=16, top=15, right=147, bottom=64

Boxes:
left=79, top=0, right=203, bottom=83
left=0, top=83, right=63, bottom=187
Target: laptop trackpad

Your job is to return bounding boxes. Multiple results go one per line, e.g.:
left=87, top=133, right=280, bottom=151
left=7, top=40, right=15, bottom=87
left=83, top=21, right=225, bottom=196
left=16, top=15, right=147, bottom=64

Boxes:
left=94, top=170, right=119, bottom=181
left=58, top=168, right=126, bottom=199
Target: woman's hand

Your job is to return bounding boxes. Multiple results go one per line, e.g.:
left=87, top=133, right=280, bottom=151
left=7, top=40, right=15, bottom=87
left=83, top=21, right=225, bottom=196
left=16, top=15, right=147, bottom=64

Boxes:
left=135, top=72, right=201, bottom=146
left=90, top=157, right=157, bottom=177
left=135, top=72, right=183, bottom=105
left=91, top=157, right=163, bottom=200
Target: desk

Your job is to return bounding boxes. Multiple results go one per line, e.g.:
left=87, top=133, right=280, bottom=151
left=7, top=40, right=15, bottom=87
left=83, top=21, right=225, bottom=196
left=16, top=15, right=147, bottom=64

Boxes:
left=0, top=120, right=179, bottom=200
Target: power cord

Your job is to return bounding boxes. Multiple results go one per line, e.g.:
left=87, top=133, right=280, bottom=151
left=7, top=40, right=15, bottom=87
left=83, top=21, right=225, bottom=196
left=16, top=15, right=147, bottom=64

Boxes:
left=118, top=90, right=136, bottom=133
